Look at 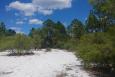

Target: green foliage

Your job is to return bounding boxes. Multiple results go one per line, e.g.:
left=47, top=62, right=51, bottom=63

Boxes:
left=38, top=19, right=68, bottom=48
left=0, top=22, right=6, bottom=36
left=29, top=28, right=42, bottom=49
left=89, top=0, right=115, bottom=31
left=0, top=36, right=14, bottom=51
left=0, top=34, right=33, bottom=54
left=68, top=19, right=85, bottom=39
left=86, top=12, right=99, bottom=32
left=0, top=22, right=16, bottom=38
left=41, top=19, right=55, bottom=48
left=52, top=21, right=68, bottom=48
left=62, top=39, right=78, bottom=50
left=89, top=0, right=115, bottom=18
left=77, top=32, right=114, bottom=65
left=14, top=34, right=32, bottom=51
left=5, top=29, right=16, bottom=36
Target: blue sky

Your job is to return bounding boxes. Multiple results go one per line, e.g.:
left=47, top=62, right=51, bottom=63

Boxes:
left=0, top=0, right=92, bottom=34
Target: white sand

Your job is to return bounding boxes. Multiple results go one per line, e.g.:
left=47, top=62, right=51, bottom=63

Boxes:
left=0, top=49, right=91, bottom=77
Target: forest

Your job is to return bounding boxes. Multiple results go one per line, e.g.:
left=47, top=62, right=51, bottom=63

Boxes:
left=0, top=0, right=115, bottom=76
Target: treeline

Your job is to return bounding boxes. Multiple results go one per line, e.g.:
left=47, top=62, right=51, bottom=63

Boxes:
left=0, top=18, right=85, bottom=53
left=77, top=0, right=115, bottom=76
left=0, top=22, right=16, bottom=36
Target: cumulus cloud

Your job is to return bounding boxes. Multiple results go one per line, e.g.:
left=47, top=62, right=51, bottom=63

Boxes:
left=10, top=27, right=24, bottom=34
left=16, top=21, right=24, bottom=24
left=29, top=19, right=43, bottom=25
left=8, top=1, right=37, bottom=16
left=33, top=0, right=72, bottom=15
left=33, top=0, right=72, bottom=9
left=7, top=0, right=72, bottom=16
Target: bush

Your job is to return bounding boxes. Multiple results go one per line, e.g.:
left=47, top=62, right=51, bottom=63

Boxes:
left=60, top=39, right=78, bottom=51
left=77, top=32, right=114, bottom=66
left=0, top=34, right=34, bottom=55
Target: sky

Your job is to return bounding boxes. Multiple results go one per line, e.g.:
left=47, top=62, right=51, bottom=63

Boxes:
left=0, top=0, right=92, bottom=34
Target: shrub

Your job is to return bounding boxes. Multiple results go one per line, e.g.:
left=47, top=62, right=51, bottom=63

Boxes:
left=77, top=32, right=114, bottom=67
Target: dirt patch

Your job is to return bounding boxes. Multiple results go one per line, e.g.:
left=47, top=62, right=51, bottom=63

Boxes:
left=7, top=52, right=34, bottom=56
left=0, top=71, right=13, bottom=76
left=56, top=72, right=67, bottom=77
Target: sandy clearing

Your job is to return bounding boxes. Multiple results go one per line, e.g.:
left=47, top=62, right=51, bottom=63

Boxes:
left=0, top=49, right=91, bottom=77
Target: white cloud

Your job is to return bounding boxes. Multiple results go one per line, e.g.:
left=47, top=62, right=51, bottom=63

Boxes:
left=8, top=1, right=37, bottom=16
left=7, top=0, right=72, bottom=16
left=33, top=0, right=72, bottom=9
left=33, top=0, right=72, bottom=15
left=10, top=27, right=24, bottom=34
left=29, top=19, right=43, bottom=25
left=38, top=9, right=53, bottom=15
left=16, top=21, right=24, bottom=24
